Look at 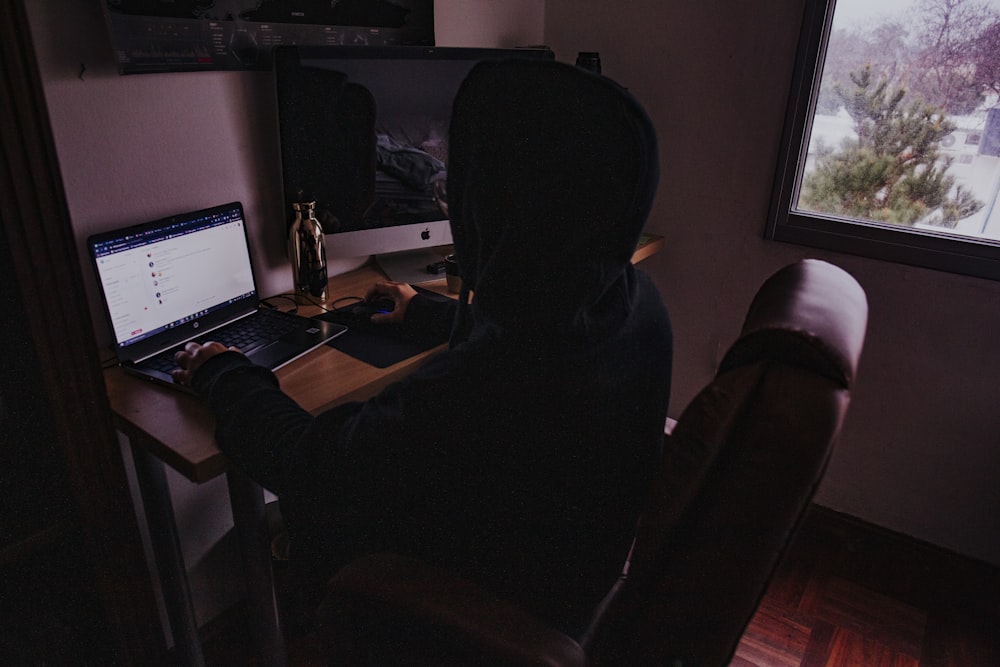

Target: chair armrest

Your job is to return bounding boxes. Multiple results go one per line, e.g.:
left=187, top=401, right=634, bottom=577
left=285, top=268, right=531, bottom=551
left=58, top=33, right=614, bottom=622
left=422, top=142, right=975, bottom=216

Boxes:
left=319, top=552, right=588, bottom=667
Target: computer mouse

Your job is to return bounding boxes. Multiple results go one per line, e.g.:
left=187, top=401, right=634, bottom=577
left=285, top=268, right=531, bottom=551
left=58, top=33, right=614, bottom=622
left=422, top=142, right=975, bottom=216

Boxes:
left=367, top=298, right=396, bottom=315
left=348, top=298, right=395, bottom=321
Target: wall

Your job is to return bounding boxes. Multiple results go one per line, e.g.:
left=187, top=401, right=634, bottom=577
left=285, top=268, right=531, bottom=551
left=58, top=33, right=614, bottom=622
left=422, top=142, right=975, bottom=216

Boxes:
left=25, top=0, right=543, bottom=630
left=544, top=0, right=1000, bottom=567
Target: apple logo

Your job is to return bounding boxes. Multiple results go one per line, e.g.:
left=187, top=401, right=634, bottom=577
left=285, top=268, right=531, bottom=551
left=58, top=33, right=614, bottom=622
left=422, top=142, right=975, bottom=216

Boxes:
left=421, top=228, right=430, bottom=241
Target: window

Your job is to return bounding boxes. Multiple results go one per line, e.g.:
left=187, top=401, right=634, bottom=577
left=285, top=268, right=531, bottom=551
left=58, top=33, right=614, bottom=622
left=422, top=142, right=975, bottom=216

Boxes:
left=767, top=0, right=1000, bottom=280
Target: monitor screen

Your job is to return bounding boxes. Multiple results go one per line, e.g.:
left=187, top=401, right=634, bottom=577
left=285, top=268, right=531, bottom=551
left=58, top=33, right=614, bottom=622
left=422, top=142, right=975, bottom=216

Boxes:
left=88, top=202, right=259, bottom=361
left=273, top=45, right=553, bottom=278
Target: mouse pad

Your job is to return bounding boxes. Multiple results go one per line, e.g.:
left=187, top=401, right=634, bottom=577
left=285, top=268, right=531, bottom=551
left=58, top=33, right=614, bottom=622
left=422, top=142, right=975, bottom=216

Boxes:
left=317, top=288, right=451, bottom=368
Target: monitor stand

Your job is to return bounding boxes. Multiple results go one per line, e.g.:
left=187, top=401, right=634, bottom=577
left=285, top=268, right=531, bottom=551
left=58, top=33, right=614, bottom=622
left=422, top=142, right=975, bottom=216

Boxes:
left=376, top=247, right=451, bottom=285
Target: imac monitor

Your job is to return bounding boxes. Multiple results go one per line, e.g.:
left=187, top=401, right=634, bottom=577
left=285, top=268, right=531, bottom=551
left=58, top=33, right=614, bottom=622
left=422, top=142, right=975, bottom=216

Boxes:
left=273, top=45, right=553, bottom=282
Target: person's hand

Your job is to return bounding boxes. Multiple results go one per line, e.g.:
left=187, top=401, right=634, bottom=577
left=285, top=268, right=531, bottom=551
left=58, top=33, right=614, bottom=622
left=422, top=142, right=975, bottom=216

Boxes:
left=364, top=280, right=417, bottom=324
left=171, top=341, right=240, bottom=386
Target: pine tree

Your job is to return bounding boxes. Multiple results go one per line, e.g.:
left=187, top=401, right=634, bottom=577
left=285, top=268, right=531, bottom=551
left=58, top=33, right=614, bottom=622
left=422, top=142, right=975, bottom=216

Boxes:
left=801, top=66, right=983, bottom=228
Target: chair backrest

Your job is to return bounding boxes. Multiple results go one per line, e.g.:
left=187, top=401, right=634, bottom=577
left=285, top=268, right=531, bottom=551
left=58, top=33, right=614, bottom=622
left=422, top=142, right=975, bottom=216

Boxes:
left=585, top=259, right=868, bottom=666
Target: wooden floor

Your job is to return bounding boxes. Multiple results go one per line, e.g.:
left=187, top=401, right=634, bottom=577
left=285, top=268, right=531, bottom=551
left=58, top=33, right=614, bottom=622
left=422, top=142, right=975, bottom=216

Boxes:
left=204, top=505, right=1000, bottom=666
left=732, top=506, right=1000, bottom=667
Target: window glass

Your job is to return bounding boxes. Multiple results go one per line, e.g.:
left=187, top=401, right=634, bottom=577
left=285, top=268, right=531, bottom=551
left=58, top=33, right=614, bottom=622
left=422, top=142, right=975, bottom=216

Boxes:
left=769, top=0, right=1000, bottom=279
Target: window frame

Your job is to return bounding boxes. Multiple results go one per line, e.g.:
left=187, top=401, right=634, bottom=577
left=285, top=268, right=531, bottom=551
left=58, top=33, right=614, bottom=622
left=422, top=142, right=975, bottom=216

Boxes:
left=765, top=0, right=1000, bottom=281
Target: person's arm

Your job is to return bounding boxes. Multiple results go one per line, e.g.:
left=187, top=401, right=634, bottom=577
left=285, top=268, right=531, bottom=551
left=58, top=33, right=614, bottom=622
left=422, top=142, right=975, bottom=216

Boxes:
left=174, top=344, right=319, bottom=494
left=366, top=280, right=459, bottom=343
left=170, top=284, right=459, bottom=496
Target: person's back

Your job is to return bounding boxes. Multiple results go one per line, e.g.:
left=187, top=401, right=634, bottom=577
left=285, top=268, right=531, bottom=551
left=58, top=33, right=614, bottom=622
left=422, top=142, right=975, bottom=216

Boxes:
left=420, top=304, right=671, bottom=632
left=176, top=58, right=671, bottom=635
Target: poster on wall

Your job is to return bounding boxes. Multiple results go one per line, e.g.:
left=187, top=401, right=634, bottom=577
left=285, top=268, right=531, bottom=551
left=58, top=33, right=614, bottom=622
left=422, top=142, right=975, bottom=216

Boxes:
left=102, top=0, right=435, bottom=74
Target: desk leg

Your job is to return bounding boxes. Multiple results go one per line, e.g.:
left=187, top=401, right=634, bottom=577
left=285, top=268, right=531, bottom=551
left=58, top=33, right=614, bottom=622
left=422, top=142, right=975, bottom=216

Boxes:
left=130, top=442, right=206, bottom=667
left=227, top=469, right=287, bottom=667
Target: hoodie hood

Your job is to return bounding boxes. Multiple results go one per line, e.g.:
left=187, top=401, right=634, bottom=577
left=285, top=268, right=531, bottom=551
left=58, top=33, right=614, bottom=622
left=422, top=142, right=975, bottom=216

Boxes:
left=446, top=59, right=659, bottom=349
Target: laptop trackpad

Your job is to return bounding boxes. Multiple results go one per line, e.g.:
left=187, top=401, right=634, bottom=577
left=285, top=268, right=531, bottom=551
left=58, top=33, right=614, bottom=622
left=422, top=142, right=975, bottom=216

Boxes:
left=247, top=340, right=298, bottom=369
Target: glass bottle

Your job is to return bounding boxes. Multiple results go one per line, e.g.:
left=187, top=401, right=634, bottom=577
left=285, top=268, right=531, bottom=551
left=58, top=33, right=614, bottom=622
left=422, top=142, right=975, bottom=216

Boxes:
left=289, top=201, right=327, bottom=302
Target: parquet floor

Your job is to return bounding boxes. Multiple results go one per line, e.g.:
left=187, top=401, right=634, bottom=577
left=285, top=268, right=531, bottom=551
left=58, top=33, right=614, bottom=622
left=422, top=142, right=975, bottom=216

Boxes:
left=732, top=507, right=1000, bottom=666
left=204, top=505, right=1000, bottom=666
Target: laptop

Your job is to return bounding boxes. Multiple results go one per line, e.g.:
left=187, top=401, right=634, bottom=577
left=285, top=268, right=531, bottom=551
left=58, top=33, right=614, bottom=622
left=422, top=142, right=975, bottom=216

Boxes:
left=88, top=201, right=346, bottom=391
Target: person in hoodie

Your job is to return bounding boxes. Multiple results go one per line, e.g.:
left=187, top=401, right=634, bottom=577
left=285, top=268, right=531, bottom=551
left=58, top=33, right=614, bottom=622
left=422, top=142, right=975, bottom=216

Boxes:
left=172, top=58, right=672, bottom=635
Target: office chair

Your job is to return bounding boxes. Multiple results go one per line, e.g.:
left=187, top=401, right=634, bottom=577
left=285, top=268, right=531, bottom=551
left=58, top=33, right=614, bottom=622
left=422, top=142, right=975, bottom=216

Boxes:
left=315, top=258, right=868, bottom=666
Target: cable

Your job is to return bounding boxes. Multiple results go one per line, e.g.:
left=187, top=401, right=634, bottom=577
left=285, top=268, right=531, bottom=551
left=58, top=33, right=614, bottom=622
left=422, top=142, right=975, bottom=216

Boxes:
left=260, top=294, right=300, bottom=315
left=327, top=295, right=365, bottom=310
left=263, top=293, right=364, bottom=314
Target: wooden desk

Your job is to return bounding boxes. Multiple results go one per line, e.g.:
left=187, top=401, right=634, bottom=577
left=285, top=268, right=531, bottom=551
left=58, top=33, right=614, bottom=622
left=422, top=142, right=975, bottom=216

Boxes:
left=105, top=239, right=661, bottom=665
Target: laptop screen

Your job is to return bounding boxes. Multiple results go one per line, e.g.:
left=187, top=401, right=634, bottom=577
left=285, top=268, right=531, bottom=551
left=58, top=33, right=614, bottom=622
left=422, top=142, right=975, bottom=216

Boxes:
left=90, top=203, right=257, bottom=351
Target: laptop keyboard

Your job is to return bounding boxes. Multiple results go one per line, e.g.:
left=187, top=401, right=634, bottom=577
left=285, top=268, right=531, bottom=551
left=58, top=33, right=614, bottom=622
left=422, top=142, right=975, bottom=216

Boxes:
left=145, top=350, right=186, bottom=374
left=210, top=310, right=298, bottom=351
left=143, top=310, right=298, bottom=373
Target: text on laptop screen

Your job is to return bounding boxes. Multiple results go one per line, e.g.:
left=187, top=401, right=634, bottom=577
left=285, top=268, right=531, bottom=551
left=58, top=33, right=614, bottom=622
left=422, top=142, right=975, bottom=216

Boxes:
left=92, top=207, right=256, bottom=349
